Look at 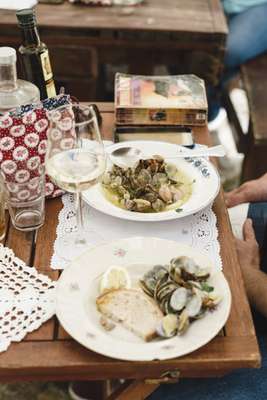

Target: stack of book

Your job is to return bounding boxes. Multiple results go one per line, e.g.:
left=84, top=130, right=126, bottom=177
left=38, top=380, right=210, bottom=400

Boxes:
left=114, top=73, right=208, bottom=145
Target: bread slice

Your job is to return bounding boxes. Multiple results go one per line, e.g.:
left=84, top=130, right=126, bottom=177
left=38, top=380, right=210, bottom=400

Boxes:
left=96, top=289, right=163, bottom=341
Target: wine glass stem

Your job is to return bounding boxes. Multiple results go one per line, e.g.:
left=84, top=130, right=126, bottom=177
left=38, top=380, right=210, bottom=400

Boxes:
left=75, top=191, right=86, bottom=246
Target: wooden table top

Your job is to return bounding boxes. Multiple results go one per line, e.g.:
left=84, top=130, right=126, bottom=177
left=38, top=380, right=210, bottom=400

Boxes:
left=0, top=0, right=228, bottom=92
left=1, top=0, right=227, bottom=35
left=0, top=103, right=260, bottom=383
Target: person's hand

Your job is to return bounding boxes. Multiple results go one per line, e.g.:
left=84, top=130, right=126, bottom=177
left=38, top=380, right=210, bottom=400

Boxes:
left=235, top=219, right=260, bottom=270
left=225, top=173, right=267, bottom=208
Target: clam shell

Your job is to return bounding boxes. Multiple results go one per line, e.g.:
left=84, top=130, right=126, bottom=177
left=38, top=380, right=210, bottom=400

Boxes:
left=169, top=287, right=188, bottom=311
left=152, top=198, right=165, bottom=212
left=177, top=310, right=190, bottom=334
left=185, top=294, right=202, bottom=317
left=155, top=281, right=177, bottom=302
left=152, top=172, right=168, bottom=186
left=159, top=184, right=173, bottom=203
left=195, top=268, right=210, bottom=281
left=153, top=265, right=169, bottom=280
left=169, top=264, right=184, bottom=285
left=139, top=277, right=156, bottom=296
left=157, top=314, right=178, bottom=338
left=165, top=163, right=178, bottom=179
left=137, top=169, right=152, bottom=186
left=124, top=199, right=135, bottom=210
left=170, top=186, right=183, bottom=202
left=133, top=198, right=151, bottom=211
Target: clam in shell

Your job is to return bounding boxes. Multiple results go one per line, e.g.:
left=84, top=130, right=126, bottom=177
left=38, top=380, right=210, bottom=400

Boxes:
left=152, top=265, right=169, bottom=280
left=169, top=287, right=188, bottom=312
left=133, top=199, right=151, bottom=212
left=157, top=314, right=178, bottom=338
left=177, top=310, right=190, bottom=334
left=169, top=263, right=183, bottom=285
left=137, top=169, right=152, bottom=186
left=152, top=198, right=165, bottom=212
left=185, top=294, right=202, bottom=317
left=158, top=184, right=173, bottom=203
left=155, top=280, right=177, bottom=303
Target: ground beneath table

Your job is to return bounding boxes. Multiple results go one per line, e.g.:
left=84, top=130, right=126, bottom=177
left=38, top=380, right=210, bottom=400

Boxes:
left=0, top=382, right=70, bottom=400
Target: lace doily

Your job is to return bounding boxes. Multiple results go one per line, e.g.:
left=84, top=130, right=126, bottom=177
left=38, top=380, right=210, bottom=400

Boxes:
left=0, top=245, right=56, bottom=352
left=51, top=194, right=222, bottom=271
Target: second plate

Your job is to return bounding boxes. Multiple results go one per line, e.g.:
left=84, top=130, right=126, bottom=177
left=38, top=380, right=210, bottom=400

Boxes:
left=83, top=141, right=220, bottom=222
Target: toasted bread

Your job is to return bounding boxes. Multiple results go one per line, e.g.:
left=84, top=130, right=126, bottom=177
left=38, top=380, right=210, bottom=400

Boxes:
left=96, top=289, right=163, bottom=341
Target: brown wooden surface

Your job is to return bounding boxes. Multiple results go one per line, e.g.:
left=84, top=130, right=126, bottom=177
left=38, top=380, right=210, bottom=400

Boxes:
left=0, top=103, right=260, bottom=387
left=223, top=54, right=267, bottom=181
left=106, top=380, right=159, bottom=400
left=242, top=55, right=267, bottom=144
left=0, top=0, right=228, bottom=99
left=240, top=54, right=267, bottom=181
left=0, top=1, right=227, bottom=33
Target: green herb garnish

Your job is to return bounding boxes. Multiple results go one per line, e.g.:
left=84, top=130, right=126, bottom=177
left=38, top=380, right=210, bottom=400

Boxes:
left=175, top=208, right=183, bottom=213
left=201, top=282, right=214, bottom=293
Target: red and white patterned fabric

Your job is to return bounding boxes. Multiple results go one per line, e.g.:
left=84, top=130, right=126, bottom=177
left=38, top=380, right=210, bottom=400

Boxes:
left=0, top=96, right=72, bottom=198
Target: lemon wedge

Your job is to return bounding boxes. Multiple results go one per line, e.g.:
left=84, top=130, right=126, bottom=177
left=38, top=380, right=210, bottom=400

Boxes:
left=99, top=266, right=131, bottom=294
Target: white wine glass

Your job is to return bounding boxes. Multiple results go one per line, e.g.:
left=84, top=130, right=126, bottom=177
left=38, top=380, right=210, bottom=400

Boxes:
left=46, top=104, right=106, bottom=261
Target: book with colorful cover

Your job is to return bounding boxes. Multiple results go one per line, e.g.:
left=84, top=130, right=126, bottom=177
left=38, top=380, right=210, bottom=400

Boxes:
left=115, top=73, right=208, bottom=126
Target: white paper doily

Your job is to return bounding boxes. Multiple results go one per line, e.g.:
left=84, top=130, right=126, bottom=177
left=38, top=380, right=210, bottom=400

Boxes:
left=51, top=193, right=222, bottom=271
left=0, top=245, right=56, bottom=352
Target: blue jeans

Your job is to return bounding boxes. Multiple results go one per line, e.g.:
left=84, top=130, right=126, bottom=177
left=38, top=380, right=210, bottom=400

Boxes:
left=149, top=336, right=267, bottom=400
left=208, top=3, right=267, bottom=121
left=149, top=202, right=267, bottom=400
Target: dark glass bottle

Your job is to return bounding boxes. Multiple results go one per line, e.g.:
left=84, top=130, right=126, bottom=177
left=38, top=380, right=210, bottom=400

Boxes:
left=16, top=8, right=56, bottom=100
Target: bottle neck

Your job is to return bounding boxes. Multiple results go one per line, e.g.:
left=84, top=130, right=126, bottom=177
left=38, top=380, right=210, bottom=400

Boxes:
left=0, top=63, right=17, bottom=92
left=20, top=25, right=41, bottom=47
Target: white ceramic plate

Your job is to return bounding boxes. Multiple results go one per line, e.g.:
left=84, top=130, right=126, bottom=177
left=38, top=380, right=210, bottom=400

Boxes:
left=82, top=141, right=220, bottom=222
left=56, top=237, right=231, bottom=361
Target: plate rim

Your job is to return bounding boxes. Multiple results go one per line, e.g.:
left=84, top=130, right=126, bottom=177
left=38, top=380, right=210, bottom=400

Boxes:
left=83, top=140, right=221, bottom=222
left=56, top=237, right=232, bottom=361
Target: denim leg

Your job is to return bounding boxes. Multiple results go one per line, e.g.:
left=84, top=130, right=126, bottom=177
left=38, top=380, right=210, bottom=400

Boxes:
left=247, top=202, right=267, bottom=273
left=247, top=202, right=267, bottom=249
left=208, top=3, right=267, bottom=121
left=148, top=335, right=267, bottom=400
left=225, top=4, right=267, bottom=72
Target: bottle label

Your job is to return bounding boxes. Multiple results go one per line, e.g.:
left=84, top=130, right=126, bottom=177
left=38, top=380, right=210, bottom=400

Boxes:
left=40, top=50, right=56, bottom=98
left=40, top=50, right=53, bottom=81
left=46, top=79, right=57, bottom=98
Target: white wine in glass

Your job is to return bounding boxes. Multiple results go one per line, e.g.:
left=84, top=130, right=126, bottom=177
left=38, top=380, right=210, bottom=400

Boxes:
left=46, top=104, right=106, bottom=261
left=46, top=148, right=105, bottom=193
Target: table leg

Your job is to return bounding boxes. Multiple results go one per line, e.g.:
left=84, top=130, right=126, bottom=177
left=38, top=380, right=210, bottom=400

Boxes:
left=105, top=380, right=159, bottom=400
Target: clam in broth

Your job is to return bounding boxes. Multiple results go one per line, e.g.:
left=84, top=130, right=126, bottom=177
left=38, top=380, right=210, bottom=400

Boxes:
left=102, top=157, right=193, bottom=213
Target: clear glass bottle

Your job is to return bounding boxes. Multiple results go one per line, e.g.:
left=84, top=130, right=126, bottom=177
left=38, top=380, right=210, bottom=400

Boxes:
left=0, top=46, right=40, bottom=115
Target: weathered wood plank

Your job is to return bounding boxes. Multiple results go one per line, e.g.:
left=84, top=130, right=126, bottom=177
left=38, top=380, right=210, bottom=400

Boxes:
left=0, top=1, right=227, bottom=34
left=0, top=336, right=260, bottom=382
left=24, top=318, right=56, bottom=342
left=57, top=326, right=71, bottom=340
left=34, top=199, right=62, bottom=272
left=0, top=1, right=227, bottom=93
left=5, top=225, right=34, bottom=267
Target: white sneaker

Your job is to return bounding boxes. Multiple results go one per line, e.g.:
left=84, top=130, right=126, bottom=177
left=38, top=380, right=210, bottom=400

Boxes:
left=208, top=108, right=227, bottom=132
